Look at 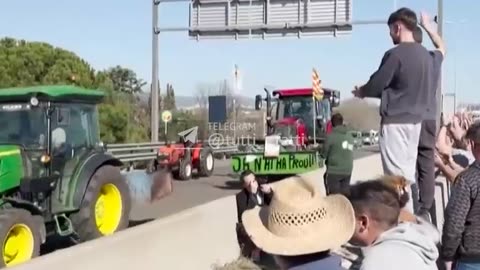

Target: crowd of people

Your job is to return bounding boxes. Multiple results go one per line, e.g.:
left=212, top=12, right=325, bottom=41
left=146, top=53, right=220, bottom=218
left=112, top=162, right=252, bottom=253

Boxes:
left=234, top=7, right=480, bottom=270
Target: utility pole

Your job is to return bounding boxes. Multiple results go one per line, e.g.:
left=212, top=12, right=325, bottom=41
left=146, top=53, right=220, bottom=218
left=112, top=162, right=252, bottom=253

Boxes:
left=233, top=65, right=239, bottom=144
left=151, top=0, right=160, bottom=142
left=436, top=0, right=444, bottom=132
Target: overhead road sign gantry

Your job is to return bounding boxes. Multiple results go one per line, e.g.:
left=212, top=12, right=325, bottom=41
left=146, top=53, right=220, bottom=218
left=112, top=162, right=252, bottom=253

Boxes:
left=188, top=0, right=353, bottom=40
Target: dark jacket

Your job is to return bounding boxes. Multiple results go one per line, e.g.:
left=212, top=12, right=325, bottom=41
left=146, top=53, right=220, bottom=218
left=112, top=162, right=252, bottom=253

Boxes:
left=236, top=189, right=273, bottom=257
left=323, top=125, right=354, bottom=175
left=441, top=161, right=480, bottom=262
left=289, top=254, right=345, bottom=270
left=361, top=43, right=435, bottom=124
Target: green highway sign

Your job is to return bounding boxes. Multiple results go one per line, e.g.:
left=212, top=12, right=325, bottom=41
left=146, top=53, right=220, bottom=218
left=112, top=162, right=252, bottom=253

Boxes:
left=231, top=151, right=322, bottom=175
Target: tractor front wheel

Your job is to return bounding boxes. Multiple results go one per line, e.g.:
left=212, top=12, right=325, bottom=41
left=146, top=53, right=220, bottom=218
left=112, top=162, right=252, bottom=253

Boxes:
left=174, top=155, right=192, bottom=181
left=71, top=165, right=131, bottom=242
left=0, top=209, right=42, bottom=268
left=198, top=147, right=214, bottom=177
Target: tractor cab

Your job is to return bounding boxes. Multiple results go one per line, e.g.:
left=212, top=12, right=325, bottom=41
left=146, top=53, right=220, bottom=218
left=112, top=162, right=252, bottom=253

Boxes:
left=255, top=87, right=340, bottom=148
left=0, top=85, right=132, bottom=267
left=0, top=87, right=104, bottom=181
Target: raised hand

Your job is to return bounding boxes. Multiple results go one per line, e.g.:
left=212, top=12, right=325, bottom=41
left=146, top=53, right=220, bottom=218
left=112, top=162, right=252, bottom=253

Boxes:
left=419, top=11, right=433, bottom=30
left=351, top=85, right=364, bottom=98
left=436, top=131, right=453, bottom=158
left=450, top=115, right=467, bottom=142
left=260, top=184, right=272, bottom=194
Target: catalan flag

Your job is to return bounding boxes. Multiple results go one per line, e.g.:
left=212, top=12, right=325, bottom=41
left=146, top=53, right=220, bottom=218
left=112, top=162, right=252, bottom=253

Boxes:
left=312, top=68, right=324, bottom=100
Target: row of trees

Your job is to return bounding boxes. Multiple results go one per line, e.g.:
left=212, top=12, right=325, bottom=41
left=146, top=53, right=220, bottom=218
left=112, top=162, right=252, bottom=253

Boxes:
left=0, top=37, right=180, bottom=144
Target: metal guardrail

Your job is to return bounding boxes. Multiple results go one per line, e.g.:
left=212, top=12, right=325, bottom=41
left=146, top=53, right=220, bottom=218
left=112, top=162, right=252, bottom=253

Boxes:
left=107, top=141, right=372, bottom=163
left=106, top=142, right=239, bottom=163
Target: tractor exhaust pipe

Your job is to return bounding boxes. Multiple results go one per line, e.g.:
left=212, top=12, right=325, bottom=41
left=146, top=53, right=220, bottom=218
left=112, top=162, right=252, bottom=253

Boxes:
left=264, top=88, right=273, bottom=135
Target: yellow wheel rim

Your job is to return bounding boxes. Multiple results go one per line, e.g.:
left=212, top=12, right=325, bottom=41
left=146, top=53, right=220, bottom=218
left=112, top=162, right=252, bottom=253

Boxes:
left=95, top=183, right=123, bottom=235
left=3, top=224, right=34, bottom=267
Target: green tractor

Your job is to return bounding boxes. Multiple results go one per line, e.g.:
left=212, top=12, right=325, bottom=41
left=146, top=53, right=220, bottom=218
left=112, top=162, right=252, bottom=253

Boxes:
left=0, top=85, right=131, bottom=267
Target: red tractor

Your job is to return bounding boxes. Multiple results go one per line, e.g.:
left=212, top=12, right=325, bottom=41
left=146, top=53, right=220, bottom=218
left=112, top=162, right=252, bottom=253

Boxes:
left=255, top=87, right=340, bottom=149
left=154, top=129, right=214, bottom=181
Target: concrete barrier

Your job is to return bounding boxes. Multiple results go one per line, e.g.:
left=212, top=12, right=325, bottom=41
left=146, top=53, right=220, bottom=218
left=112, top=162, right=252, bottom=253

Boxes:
left=294, top=153, right=383, bottom=195
left=11, top=154, right=392, bottom=270
left=13, top=196, right=240, bottom=270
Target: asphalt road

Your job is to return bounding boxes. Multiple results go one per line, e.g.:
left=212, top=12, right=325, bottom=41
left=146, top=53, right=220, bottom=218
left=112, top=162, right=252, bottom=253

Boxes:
left=129, top=145, right=379, bottom=221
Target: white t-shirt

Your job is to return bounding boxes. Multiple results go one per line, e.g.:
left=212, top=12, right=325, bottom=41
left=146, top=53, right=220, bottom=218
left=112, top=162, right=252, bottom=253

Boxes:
left=52, top=127, right=66, bottom=149
left=452, top=148, right=475, bottom=168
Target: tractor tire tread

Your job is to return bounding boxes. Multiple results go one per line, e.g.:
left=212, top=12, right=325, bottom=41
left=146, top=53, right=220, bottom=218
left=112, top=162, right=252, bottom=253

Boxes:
left=70, top=165, right=131, bottom=242
left=178, top=155, right=192, bottom=181
left=0, top=209, right=42, bottom=267
left=198, top=147, right=214, bottom=177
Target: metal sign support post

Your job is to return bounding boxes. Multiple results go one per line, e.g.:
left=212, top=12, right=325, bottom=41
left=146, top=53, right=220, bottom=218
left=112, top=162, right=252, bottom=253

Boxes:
left=151, top=0, right=160, bottom=142
left=233, top=65, right=239, bottom=145
left=436, top=0, right=444, bottom=135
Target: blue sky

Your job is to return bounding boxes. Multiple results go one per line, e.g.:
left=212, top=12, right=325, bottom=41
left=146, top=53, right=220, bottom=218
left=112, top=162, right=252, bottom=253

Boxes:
left=0, top=0, right=477, bottom=102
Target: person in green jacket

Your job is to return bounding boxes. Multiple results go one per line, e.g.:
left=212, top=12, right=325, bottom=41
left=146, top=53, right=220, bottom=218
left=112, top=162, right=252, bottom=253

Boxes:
left=322, top=113, right=354, bottom=195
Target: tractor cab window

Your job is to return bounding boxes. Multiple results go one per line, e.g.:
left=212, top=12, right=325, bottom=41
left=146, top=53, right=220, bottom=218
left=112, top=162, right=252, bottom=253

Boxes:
left=278, top=96, right=313, bottom=122
left=51, top=103, right=99, bottom=175
left=0, top=104, right=46, bottom=149
left=53, top=104, right=99, bottom=150
left=318, top=98, right=331, bottom=124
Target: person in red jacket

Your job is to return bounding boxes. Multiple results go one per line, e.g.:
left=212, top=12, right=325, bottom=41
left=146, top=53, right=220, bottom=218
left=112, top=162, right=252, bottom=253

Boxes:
left=326, top=120, right=333, bottom=134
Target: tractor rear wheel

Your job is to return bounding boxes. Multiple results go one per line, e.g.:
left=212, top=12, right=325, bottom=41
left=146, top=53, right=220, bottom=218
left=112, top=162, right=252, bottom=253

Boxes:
left=174, top=155, right=192, bottom=181
left=198, top=147, right=214, bottom=177
left=71, top=165, right=131, bottom=242
left=0, top=209, right=42, bottom=268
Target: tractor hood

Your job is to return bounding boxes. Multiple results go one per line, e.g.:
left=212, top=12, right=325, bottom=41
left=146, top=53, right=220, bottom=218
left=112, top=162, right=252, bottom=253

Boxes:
left=0, top=145, right=24, bottom=193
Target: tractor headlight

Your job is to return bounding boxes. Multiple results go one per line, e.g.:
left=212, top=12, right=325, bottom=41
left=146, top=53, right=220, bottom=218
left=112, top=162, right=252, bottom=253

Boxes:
left=30, top=97, right=39, bottom=107
left=40, top=154, right=51, bottom=164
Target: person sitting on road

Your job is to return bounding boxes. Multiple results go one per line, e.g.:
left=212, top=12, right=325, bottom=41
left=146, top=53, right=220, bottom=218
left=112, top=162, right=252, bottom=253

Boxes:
left=348, top=179, right=440, bottom=270
left=323, top=113, right=355, bottom=196
left=242, top=176, right=355, bottom=270
left=235, top=170, right=273, bottom=262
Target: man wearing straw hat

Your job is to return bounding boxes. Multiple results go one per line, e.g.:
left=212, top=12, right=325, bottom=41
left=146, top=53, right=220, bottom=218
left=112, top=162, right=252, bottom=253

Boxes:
left=242, top=176, right=355, bottom=269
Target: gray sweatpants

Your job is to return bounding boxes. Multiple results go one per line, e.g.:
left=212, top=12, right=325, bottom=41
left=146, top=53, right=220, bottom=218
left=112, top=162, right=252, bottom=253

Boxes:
left=379, top=122, right=421, bottom=212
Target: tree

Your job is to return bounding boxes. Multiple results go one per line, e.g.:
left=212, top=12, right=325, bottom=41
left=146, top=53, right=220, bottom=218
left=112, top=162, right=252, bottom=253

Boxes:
left=105, top=65, right=146, bottom=94
left=163, top=83, right=176, bottom=111
left=0, top=37, right=150, bottom=144
left=0, top=37, right=96, bottom=88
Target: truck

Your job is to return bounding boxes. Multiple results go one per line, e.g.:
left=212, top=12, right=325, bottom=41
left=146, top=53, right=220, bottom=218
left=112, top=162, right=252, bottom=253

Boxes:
left=0, top=85, right=157, bottom=267
left=231, top=87, right=340, bottom=181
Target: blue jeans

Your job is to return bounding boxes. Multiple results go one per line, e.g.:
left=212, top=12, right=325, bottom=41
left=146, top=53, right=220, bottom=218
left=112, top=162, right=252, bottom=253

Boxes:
left=456, top=262, right=480, bottom=270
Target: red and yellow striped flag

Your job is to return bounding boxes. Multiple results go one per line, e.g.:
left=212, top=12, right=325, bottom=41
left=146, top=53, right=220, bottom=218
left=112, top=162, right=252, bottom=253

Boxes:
left=312, top=68, right=323, bottom=100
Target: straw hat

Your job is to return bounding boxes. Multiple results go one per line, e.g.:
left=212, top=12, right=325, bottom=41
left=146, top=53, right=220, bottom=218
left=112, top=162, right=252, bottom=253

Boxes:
left=242, top=176, right=355, bottom=256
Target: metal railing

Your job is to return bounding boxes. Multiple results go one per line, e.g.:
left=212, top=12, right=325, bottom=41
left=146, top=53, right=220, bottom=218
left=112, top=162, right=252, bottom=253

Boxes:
left=106, top=142, right=239, bottom=163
